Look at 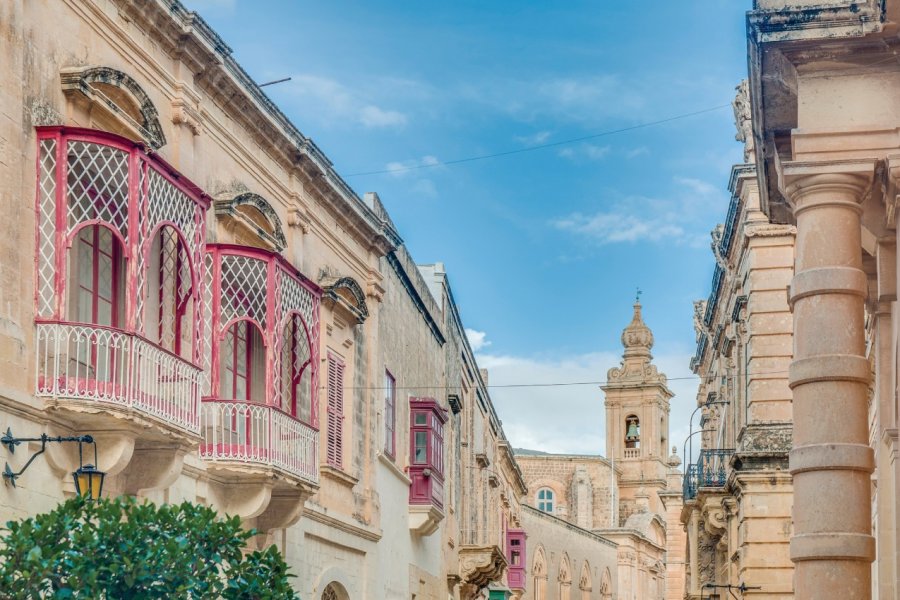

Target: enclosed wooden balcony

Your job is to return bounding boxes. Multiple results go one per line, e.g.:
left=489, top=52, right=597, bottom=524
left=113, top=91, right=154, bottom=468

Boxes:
left=200, top=245, right=321, bottom=502
left=34, top=127, right=208, bottom=442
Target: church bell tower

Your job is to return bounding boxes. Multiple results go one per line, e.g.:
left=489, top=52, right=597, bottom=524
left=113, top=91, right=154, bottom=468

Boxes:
left=603, top=299, right=673, bottom=520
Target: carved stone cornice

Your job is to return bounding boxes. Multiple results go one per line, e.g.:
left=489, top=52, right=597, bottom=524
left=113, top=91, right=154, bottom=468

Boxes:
left=108, top=0, right=401, bottom=255
left=749, top=1, right=883, bottom=45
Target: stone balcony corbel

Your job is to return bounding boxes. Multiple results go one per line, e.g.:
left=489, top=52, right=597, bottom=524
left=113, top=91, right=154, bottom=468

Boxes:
left=458, top=544, right=508, bottom=599
left=882, top=155, right=900, bottom=230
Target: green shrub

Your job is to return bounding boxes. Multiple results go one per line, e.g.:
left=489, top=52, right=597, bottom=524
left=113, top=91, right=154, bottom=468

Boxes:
left=0, top=495, right=298, bottom=599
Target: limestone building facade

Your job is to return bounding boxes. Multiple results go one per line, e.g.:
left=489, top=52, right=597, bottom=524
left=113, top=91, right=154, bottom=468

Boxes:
left=0, top=2, right=700, bottom=599
left=0, top=1, right=529, bottom=598
left=516, top=303, right=686, bottom=600
left=682, top=82, right=796, bottom=600
left=744, top=2, right=900, bottom=598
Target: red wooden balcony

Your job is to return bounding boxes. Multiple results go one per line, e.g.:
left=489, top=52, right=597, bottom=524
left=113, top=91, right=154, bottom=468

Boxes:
left=200, top=245, right=321, bottom=486
left=505, top=529, right=527, bottom=591
left=33, top=127, right=208, bottom=436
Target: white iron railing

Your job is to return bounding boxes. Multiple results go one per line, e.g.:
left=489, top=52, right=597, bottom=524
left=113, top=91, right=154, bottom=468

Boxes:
left=132, top=337, right=202, bottom=433
left=36, top=322, right=201, bottom=434
left=200, top=401, right=319, bottom=485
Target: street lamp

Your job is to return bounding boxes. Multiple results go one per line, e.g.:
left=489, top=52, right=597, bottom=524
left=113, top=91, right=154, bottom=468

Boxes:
left=73, top=439, right=105, bottom=500
left=2, top=427, right=105, bottom=500
left=686, top=398, right=729, bottom=465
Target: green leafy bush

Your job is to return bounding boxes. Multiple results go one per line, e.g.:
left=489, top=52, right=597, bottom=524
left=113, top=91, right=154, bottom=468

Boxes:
left=0, top=495, right=298, bottom=599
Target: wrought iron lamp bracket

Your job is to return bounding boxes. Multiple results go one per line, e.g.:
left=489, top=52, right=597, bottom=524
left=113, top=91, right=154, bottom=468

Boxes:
left=1, top=426, right=95, bottom=488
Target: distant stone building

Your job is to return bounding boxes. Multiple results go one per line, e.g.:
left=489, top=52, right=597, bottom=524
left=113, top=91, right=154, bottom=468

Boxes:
left=682, top=81, right=795, bottom=600
left=516, top=303, right=686, bottom=600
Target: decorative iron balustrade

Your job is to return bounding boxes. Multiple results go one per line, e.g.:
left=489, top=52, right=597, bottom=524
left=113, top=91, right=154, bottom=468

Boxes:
left=683, top=449, right=734, bottom=500
left=200, top=401, right=319, bottom=485
left=36, top=322, right=202, bottom=434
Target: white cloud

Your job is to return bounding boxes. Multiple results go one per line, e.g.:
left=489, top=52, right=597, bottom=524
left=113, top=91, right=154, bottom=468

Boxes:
left=460, top=74, right=650, bottom=126
left=411, top=178, right=438, bottom=199
left=515, top=130, right=553, bottom=146
left=675, top=176, right=718, bottom=197
left=476, top=348, right=698, bottom=458
left=465, top=329, right=491, bottom=352
left=359, top=105, right=408, bottom=128
left=553, top=208, right=685, bottom=245
left=385, top=155, right=441, bottom=178
left=626, top=146, right=650, bottom=159
left=552, top=175, right=726, bottom=247
left=558, top=143, right=611, bottom=162
left=283, top=74, right=408, bottom=130
left=383, top=156, right=441, bottom=199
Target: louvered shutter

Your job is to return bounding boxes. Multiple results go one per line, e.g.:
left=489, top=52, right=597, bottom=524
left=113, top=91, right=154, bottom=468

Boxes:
left=326, top=353, right=344, bottom=468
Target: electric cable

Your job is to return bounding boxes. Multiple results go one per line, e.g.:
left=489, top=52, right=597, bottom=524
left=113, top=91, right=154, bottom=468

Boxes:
left=344, top=104, right=732, bottom=177
left=318, top=368, right=791, bottom=391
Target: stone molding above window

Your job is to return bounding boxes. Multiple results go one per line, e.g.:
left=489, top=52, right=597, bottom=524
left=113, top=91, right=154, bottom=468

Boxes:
left=60, top=66, right=166, bottom=149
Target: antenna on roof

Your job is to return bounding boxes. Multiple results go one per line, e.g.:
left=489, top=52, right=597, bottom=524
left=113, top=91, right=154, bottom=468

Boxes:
left=259, top=77, right=292, bottom=88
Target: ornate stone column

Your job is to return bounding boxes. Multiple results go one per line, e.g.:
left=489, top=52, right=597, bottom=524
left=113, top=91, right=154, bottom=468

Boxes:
left=782, top=161, right=876, bottom=599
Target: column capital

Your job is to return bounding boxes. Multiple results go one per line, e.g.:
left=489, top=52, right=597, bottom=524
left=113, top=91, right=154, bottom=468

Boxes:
left=778, top=159, right=877, bottom=213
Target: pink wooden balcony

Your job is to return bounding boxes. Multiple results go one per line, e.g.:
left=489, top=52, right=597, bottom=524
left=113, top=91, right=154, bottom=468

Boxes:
left=201, top=245, right=321, bottom=486
left=199, top=400, right=318, bottom=484
left=33, top=127, right=208, bottom=435
left=505, top=529, right=527, bottom=590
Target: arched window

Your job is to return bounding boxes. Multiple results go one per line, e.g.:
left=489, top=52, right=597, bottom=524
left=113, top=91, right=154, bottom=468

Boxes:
left=558, top=553, right=572, bottom=600
left=537, top=488, right=555, bottom=513
left=67, top=224, right=127, bottom=388
left=625, top=415, right=641, bottom=449
left=144, top=225, right=194, bottom=360
left=532, top=546, right=547, bottom=600
left=579, top=561, right=592, bottom=600
left=219, top=320, right=266, bottom=403
left=321, top=582, right=348, bottom=600
left=600, top=567, right=613, bottom=600
left=69, top=224, right=126, bottom=328
left=280, top=313, right=313, bottom=423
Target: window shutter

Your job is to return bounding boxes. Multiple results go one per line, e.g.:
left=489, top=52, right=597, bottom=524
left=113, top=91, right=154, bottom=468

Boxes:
left=326, top=354, right=344, bottom=468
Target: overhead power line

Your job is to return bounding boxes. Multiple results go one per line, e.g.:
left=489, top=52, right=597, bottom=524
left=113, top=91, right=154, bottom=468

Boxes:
left=319, top=368, right=790, bottom=391
left=344, top=103, right=732, bottom=177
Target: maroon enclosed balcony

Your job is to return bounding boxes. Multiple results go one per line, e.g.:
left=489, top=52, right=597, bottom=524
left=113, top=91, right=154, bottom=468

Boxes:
left=408, top=397, right=448, bottom=535
left=200, top=245, right=321, bottom=486
left=505, top=529, right=527, bottom=591
left=33, top=127, right=208, bottom=436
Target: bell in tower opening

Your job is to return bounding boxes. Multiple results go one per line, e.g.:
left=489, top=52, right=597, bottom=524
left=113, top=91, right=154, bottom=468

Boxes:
left=624, top=416, right=640, bottom=448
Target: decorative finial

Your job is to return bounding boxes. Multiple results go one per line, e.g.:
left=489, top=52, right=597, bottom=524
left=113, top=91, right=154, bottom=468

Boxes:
left=635, top=287, right=642, bottom=303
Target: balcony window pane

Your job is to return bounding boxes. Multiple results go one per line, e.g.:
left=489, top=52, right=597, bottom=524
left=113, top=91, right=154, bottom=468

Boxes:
left=414, top=413, right=426, bottom=425
left=414, top=431, right=427, bottom=464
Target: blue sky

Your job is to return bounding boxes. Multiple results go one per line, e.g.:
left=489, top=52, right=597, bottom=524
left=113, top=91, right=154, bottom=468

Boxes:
left=184, top=0, right=750, bottom=458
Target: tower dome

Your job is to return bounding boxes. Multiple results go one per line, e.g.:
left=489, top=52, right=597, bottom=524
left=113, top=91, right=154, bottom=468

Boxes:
left=621, top=301, right=654, bottom=359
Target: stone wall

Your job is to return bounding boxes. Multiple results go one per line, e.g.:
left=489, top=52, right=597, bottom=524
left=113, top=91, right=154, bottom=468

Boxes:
left=520, top=505, right=617, bottom=600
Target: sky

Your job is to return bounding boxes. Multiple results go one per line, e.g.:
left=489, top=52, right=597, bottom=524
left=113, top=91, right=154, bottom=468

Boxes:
left=183, top=0, right=751, bottom=462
